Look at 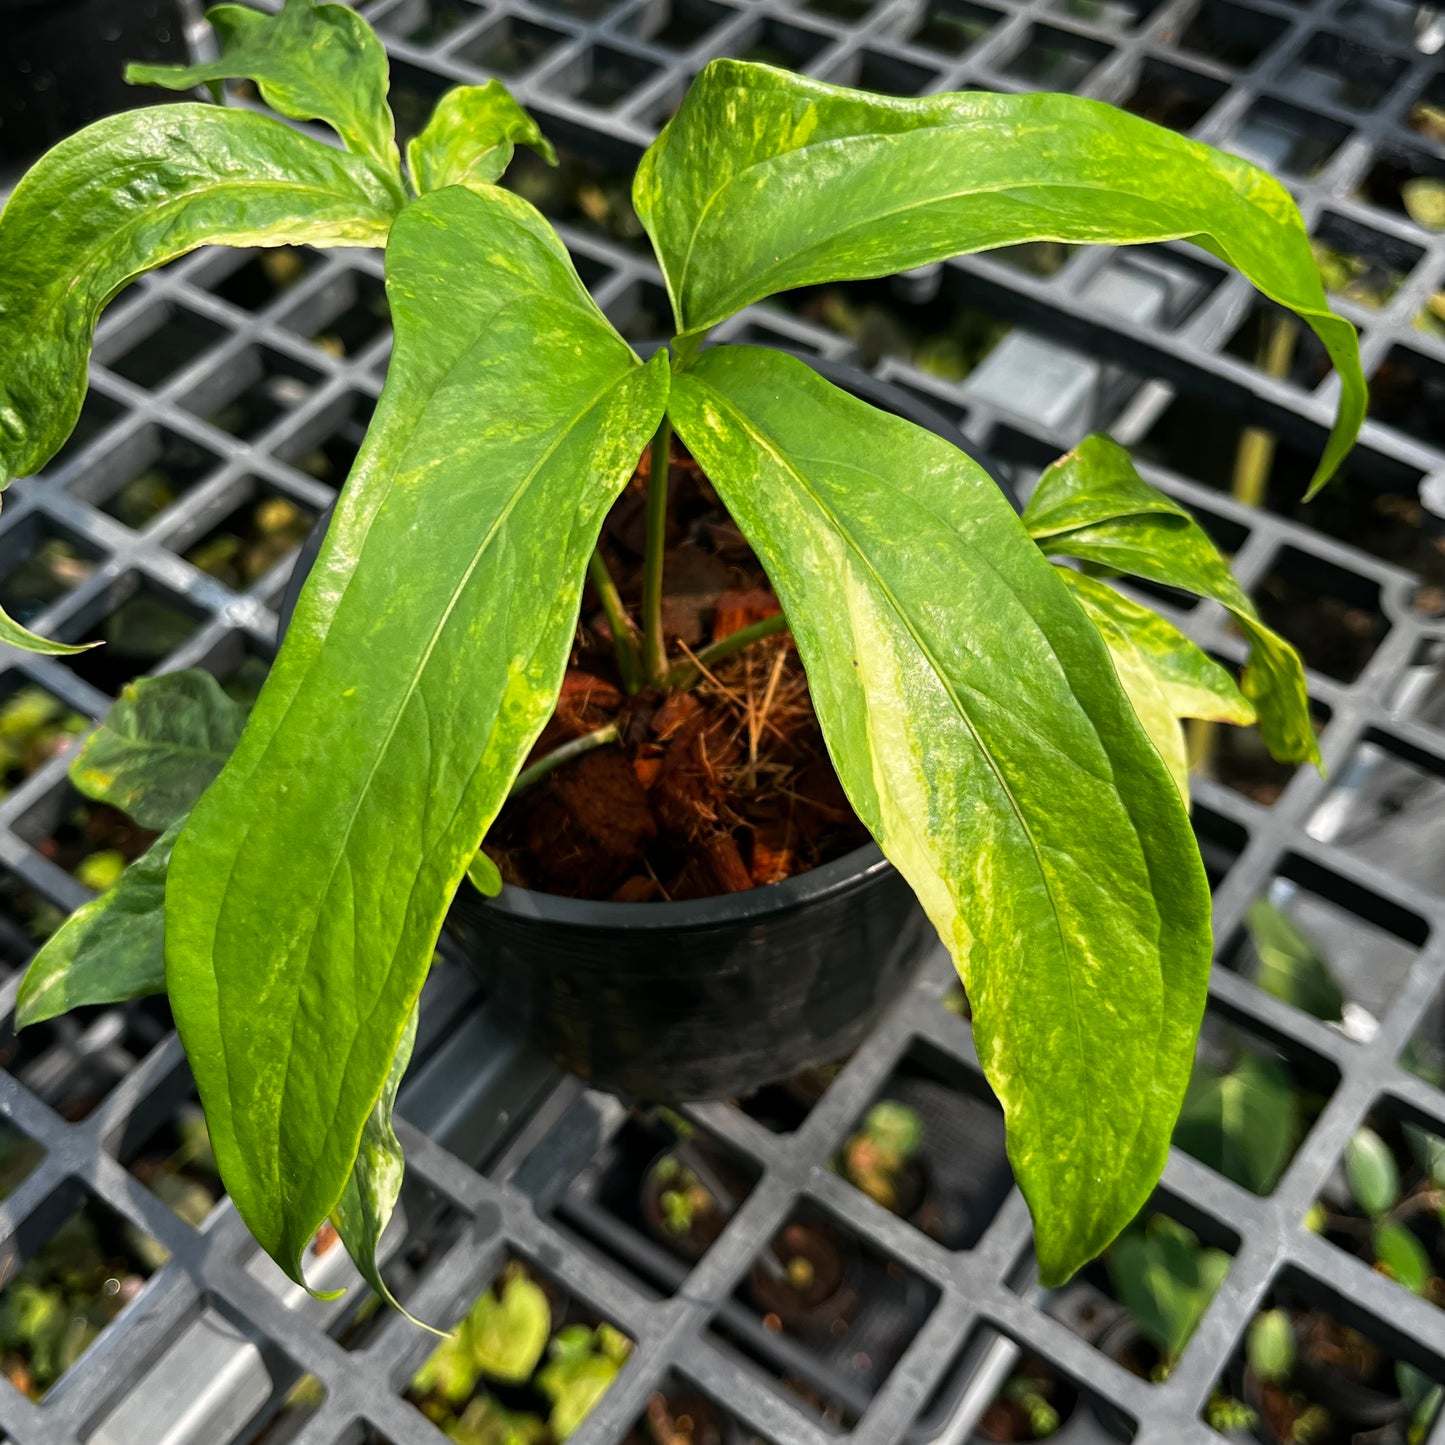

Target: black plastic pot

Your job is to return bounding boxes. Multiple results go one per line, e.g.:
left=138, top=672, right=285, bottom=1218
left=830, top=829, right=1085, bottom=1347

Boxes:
left=0, top=0, right=195, bottom=168
left=280, top=346, right=1016, bottom=1103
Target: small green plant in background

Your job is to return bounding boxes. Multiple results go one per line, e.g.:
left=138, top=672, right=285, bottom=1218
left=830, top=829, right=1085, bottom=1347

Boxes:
left=0, top=0, right=1368, bottom=1306
left=0, top=1210, right=159, bottom=1400
left=1242, top=1310, right=1329, bottom=1445
left=1244, top=900, right=1344, bottom=1025
left=131, top=1104, right=223, bottom=1229
left=995, top=1372, right=1062, bottom=1439
left=1400, top=1365, right=1445, bottom=1445
left=1346, top=1126, right=1431, bottom=1294
left=1247, top=1308, right=1296, bottom=1387
left=1325, top=1121, right=1445, bottom=1301
left=409, top=1263, right=632, bottom=1443
left=1403, top=178, right=1445, bottom=233
left=1105, top=1215, right=1231, bottom=1380
left=838, top=1101, right=925, bottom=1214
left=649, top=1154, right=715, bottom=1238
left=1311, top=238, right=1407, bottom=311
left=1173, top=1051, right=1301, bottom=1196
left=1205, top=1391, right=1260, bottom=1436
left=1243, top=1310, right=1330, bottom=1444
left=1241, top=1308, right=1444, bottom=1445
left=975, top=1356, right=1069, bottom=1442
left=0, top=687, right=88, bottom=801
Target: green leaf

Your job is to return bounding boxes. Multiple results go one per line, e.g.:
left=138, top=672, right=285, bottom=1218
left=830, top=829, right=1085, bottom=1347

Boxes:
left=862, top=1101, right=923, bottom=1159
left=15, top=821, right=177, bottom=1028
left=165, top=185, right=669, bottom=1285
left=636, top=60, right=1363, bottom=492
left=1061, top=571, right=1254, bottom=796
left=1107, top=1221, right=1229, bottom=1363
left=1374, top=1220, right=1432, bottom=1295
left=1173, top=1054, right=1298, bottom=1194
left=538, top=1347, right=621, bottom=1440
left=448, top=1397, right=549, bottom=1445
left=1026, top=437, right=1319, bottom=767
left=411, top=1328, right=482, bottom=1406
left=331, top=1004, right=432, bottom=1327
left=1346, top=1127, right=1400, bottom=1216
left=69, top=670, right=248, bottom=831
left=1244, top=899, right=1343, bottom=1023
left=1058, top=574, right=1254, bottom=728
left=1404, top=1124, right=1445, bottom=1189
left=468, top=1270, right=552, bottom=1384
left=1398, top=1363, right=1445, bottom=1442
left=466, top=850, right=504, bottom=898
left=668, top=345, right=1211, bottom=1286
left=407, top=82, right=556, bottom=196
left=0, top=605, right=96, bottom=657
left=126, top=0, right=403, bottom=182
left=0, top=105, right=399, bottom=487
left=1025, top=449, right=1184, bottom=540
left=16, top=671, right=252, bottom=1027
left=1403, top=178, right=1445, bottom=232
left=1247, top=1310, right=1294, bottom=1383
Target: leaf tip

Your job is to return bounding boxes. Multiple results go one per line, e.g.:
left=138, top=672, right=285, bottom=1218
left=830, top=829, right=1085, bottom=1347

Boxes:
left=1035, top=1258, right=1074, bottom=1290
left=1033, top=1228, right=1092, bottom=1290
left=285, top=1243, right=348, bottom=1302
left=12, top=990, right=43, bottom=1032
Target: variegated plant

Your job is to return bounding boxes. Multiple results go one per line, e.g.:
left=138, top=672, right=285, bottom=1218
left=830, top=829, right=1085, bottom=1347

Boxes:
left=1, top=0, right=1362, bottom=1303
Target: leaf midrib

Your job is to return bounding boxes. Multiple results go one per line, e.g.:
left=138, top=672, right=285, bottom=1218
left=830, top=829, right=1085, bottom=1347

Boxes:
left=92, top=734, right=232, bottom=764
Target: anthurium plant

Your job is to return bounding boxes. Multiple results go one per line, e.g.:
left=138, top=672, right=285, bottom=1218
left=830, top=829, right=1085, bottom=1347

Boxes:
left=0, top=0, right=1365, bottom=1306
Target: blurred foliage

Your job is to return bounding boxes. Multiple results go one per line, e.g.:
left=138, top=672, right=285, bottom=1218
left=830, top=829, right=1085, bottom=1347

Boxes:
left=0, top=687, right=88, bottom=801
left=1106, top=1215, right=1231, bottom=1374
left=410, top=1263, right=632, bottom=1442
left=0, top=1207, right=160, bottom=1399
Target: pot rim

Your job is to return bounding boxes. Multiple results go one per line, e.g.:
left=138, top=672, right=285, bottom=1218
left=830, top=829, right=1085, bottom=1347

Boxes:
left=478, top=839, right=891, bottom=929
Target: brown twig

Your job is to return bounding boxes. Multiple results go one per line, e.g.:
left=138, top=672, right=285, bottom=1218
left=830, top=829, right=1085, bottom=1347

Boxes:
left=1387, top=1187, right=1445, bottom=1225
left=675, top=640, right=791, bottom=747
left=664, top=611, right=789, bottom=689
left=744, top=643, right=789, bottom=789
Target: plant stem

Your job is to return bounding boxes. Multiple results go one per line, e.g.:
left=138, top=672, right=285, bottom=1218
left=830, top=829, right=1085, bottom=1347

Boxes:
left=664, top=611, right=789, bottom=688
left=588, top=549, right=642, bottom=694
left=1231, top=313, right=1296, bottom=508
left=642, top=416, right=674, bottom=685
left=1192, top=312, right=1299, bottom=773
left=510, top=721, right=619, bottom=797
left=671, top=333, right=703, bottom=370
